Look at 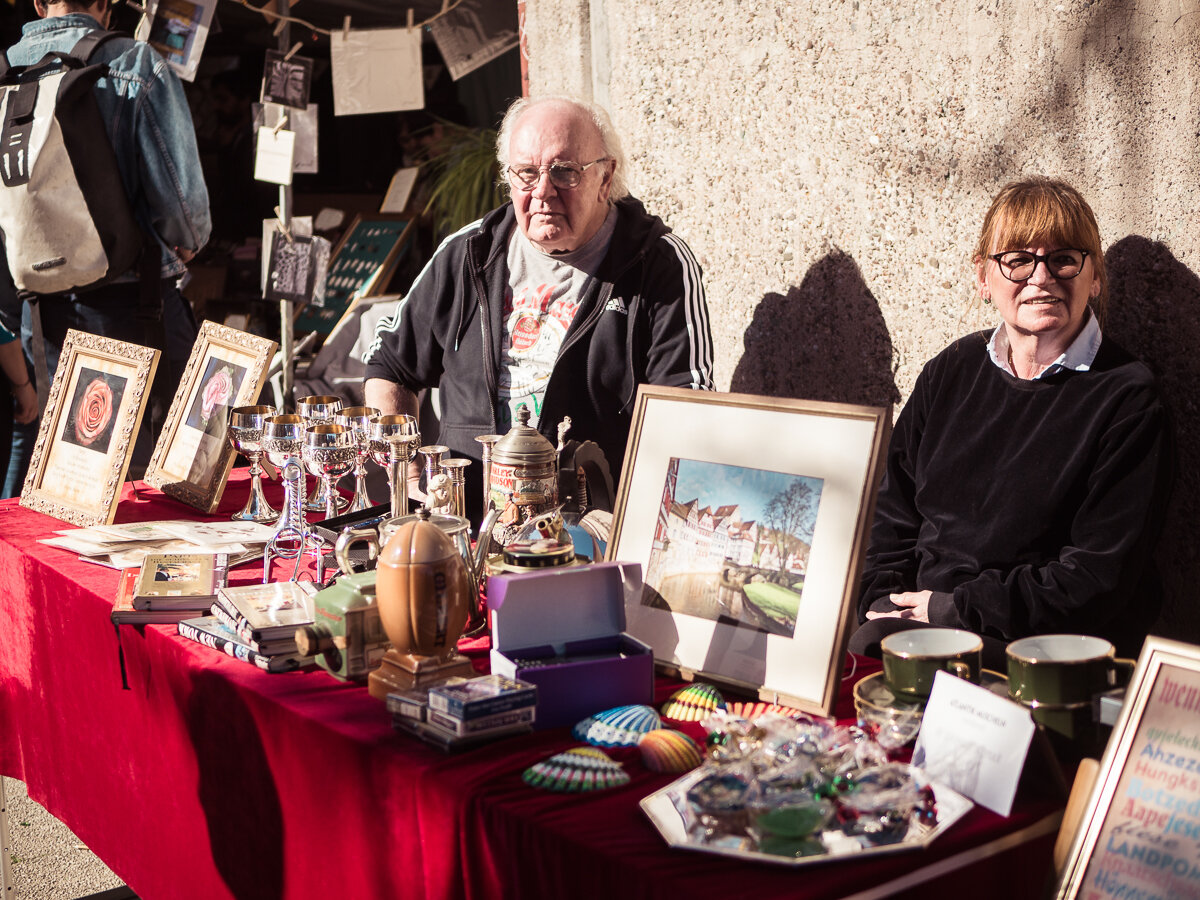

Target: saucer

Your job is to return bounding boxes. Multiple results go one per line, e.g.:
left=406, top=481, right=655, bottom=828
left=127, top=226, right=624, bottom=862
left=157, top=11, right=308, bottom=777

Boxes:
left=854, top=669, right=1009, bottom=717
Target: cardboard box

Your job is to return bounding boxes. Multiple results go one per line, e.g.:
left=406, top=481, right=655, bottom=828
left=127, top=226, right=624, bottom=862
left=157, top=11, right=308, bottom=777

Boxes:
left=488, top=562, right=653, bottom=729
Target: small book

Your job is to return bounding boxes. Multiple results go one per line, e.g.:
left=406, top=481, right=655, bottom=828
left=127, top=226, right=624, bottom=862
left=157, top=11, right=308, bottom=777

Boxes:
left=208, top=602, right=300, bottom=655
left=177, top=616, right=314, bottom=673
left=426, top=675, right=537, bottom=720
left=112, top=566, right=204, bottom=625
left=212, top=581, right=316, bottom=643
left=426, top=705, right=536, bottom=737
left=390, top=712, right=533, bottom=753
left=133, top=553, right=230, bottom=610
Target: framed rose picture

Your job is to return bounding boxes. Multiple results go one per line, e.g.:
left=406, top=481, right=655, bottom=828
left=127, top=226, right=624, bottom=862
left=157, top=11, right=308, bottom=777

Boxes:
left=20, top=330, right=160, bottom=526
left=143, top=321, right=277, bottom=513
left=607, top=386, right=891, bottom=717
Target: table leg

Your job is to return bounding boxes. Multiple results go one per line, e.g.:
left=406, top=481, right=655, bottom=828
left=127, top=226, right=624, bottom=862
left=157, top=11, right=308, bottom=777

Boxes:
left=1, top=777, right=14, bottom=898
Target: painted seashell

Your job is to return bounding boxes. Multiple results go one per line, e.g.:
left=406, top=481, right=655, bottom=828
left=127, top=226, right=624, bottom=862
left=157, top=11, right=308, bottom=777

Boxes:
left=522, top=746, right=631, bottom=792
left=727, top=701, right=806, bottom=720
left=661, top=683, right=726, bottom=721
left=572, top=704, right=662, bottom=747
left=638, top=728, right=704, bottom=774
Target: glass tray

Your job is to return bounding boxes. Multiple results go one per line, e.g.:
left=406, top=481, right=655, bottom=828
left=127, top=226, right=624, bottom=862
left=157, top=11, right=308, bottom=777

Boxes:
left=639, top=767, right=973, bottom=867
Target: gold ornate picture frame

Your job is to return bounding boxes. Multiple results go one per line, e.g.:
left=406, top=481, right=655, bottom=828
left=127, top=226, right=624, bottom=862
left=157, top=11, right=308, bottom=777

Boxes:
left=1055, top=636, right=1200, bottom=898
left=143, top=321, right=277, bottom=513
left=20, top=329, right=159, bottom=527
left=608, top=386, right=891, bottom=717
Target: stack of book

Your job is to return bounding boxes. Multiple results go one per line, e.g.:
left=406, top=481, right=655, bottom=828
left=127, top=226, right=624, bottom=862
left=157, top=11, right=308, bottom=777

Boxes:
left=387, top=675, right=537, bottom=751
left=175, top=581, right=318, bottom=674
left=111, top=552, right=230, bottom=625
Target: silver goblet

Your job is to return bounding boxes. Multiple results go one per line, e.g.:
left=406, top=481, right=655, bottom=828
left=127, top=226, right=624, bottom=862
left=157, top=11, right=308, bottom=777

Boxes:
left=334, top=405, right=380, bottom=512
left=228, top=405, right=279, bottom=522
left=296, top=394, right=346, bottom=513
left=302, top=423, right=357, bottom=521
left=368, top=414, right=420, bottom=517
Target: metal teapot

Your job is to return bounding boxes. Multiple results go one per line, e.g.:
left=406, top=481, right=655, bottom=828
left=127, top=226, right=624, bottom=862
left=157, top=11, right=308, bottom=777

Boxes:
left=336, top=505, right=501, bottom=598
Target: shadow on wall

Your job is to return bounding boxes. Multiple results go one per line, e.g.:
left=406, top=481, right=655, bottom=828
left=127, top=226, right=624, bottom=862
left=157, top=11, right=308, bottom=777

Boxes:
left=730, top=249, right=900, bottom=408
left=1104, top=236, right=1200, bottom=645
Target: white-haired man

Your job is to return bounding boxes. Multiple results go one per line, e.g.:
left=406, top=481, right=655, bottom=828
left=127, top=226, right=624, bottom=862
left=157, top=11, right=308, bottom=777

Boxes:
left=364, top=96, right=713, bottom=514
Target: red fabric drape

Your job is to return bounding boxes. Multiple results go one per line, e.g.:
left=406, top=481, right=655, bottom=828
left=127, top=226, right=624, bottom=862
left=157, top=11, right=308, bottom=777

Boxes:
left=0, top=472, right=1063, bottom=899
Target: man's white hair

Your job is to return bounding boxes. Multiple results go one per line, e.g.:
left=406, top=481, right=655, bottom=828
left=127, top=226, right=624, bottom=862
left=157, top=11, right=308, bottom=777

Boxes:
left=495, top=95, right=629, bottom=202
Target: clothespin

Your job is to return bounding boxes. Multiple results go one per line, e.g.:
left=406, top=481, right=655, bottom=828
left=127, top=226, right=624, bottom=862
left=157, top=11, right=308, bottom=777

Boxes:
left=272, top=17, right=286, bottom=36
left=274, top=207, right=294, bottom=244
left=342, top=15, right=351, bottom=40
left=272, top=113, right=290, bottom=135
left=406, top=8, right=414, bottom=31
left=283, top=42, right=303, bottom=61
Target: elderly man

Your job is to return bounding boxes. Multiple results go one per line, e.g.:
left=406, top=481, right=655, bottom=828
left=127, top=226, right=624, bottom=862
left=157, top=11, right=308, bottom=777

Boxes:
left=363, top=96, right=713, bottom=515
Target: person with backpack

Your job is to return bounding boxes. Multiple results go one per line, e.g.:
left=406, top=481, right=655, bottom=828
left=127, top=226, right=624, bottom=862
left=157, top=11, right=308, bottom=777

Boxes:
left=0, top=0, right=210, bottom=492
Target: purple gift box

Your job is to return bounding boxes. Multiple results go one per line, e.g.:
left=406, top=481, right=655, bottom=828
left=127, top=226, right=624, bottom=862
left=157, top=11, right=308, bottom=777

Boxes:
left=487, top=562, right=654, bottom=730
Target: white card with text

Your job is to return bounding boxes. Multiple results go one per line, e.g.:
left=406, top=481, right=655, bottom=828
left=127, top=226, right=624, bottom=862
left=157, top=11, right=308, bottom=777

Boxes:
left=912, top=670, right=1035, bottom=816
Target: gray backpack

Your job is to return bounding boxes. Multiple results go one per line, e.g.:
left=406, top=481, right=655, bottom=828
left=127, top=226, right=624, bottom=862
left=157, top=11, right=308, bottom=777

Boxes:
left=0, top=31, right=144, bottom=295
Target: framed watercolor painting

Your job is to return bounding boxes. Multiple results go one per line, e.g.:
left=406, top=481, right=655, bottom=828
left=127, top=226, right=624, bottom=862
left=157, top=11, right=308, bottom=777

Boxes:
left=20, top=330, right=159, bottom=526
left=1055, top=636, right=1200, bottom=899
left=143, top=321, right=277, bottom=513
left=608, top=386, right=891, bottom=717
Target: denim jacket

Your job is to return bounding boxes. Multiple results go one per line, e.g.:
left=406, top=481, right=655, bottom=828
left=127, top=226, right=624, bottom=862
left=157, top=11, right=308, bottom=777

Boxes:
left=6, top=15, right=211, bottom=278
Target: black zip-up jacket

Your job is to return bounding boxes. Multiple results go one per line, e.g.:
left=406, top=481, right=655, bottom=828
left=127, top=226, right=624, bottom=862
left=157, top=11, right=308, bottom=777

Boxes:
left=363, top=196, right=714, bottom=507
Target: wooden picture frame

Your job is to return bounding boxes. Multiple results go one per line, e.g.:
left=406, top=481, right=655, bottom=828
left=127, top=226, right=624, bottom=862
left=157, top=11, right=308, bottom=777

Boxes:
left=1055, top=636, right=1200, bottom=898
left=608, top=386, right=891, bottom=717
left=20, top=329, right=159, bottom=526
left=293, top=213, right=414, bottom=336
left=143, top=321, right=277, bottom=513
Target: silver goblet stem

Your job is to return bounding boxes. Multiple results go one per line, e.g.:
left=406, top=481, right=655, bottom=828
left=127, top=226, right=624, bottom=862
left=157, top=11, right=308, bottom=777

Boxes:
left=296, top=394, right=346, bottom=513
left=335, top=405, right=380, bottom=512
left=229, top=404, right=279, bottom=522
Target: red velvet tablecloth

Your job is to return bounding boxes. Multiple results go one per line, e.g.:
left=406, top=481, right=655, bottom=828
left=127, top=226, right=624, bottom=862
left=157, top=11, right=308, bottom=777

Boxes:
left=0, top=471, right=1064, bottom=899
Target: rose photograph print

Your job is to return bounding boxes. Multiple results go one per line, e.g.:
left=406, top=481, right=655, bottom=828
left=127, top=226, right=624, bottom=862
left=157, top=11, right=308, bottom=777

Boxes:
left=61, top=368, right=127, bottom=454
left=185, top=357, right=247, bottom=437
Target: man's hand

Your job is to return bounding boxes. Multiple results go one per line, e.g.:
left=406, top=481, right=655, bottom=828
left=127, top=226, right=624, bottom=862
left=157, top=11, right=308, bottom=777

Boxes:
left=865, top=590, right=932, bottom=623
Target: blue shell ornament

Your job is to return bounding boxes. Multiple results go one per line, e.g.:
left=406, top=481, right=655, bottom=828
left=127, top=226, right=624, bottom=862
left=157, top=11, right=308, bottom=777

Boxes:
left=571, top=704, right=663, bottom=747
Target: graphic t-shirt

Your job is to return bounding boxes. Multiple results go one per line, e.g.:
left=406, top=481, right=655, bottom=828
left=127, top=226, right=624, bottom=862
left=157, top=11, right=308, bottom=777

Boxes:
left=498, top=209, right=617, bottom=429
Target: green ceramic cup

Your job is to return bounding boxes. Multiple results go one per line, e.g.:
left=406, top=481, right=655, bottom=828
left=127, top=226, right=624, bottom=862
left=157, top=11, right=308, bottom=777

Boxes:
left=1006, top=635, right=1135, bottom=707
left=881, top=628, right=984, bottom=701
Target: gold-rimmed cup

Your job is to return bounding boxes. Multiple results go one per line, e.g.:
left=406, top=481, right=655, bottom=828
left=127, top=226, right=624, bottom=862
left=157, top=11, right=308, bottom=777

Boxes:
left=881, top=628, right=983, bottom=701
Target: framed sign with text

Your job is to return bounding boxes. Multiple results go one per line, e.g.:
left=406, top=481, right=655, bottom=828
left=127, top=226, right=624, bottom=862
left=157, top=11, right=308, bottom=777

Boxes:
left=1056, top=636, right=1200, bottom=898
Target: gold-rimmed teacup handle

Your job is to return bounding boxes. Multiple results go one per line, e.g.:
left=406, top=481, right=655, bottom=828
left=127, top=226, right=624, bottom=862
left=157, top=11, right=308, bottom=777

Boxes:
left=1109, top=657, right=1137, bottom=688
left=948, top=660, right=972, bottom=681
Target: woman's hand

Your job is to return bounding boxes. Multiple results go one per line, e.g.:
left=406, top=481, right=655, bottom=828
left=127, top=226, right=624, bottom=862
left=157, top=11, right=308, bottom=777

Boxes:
left=865, top=590, right=932, bottom=623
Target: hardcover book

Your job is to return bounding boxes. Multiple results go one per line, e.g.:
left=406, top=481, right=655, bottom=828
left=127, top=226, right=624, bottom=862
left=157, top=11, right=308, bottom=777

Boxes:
left=132, top=553, right=229, bottom=610
left=212, top=581, right=316, bottom=643
left=177, top=616, right=313, bottom=673
left=390, top=712, right=533, bottom=753
left=208, top=602, right=300, bottom=655
left=112, top=566, right=206, bottom=625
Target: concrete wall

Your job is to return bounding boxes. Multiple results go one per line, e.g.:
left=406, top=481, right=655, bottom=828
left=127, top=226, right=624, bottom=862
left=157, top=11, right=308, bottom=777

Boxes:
left=525, top=0, right=1200, bottom=641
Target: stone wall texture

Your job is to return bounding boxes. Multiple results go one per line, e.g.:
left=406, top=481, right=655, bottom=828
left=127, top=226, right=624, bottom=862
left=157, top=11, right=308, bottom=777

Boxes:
left=525, top=0, right=1200, bottom=641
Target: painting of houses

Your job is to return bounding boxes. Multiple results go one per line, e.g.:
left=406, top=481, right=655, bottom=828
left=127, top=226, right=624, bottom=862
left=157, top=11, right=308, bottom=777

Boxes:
left=642, top=458, right=824, bottom=637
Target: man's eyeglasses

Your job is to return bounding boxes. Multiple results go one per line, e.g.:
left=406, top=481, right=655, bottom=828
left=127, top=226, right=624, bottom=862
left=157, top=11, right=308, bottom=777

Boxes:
left=989, top=249, right=1090, bottom=282
left=507, top=158, right=611, bottom=191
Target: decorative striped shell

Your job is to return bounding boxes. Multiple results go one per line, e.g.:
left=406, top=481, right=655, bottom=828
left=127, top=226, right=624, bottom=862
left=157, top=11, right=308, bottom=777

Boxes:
left=637, top=729, right=705, bottom=774
left=661, top=683, right=726, bottom=721
left=522, top=746, right=631, bottom=792
left=572, top=704, right=662, bottom=747
left=726, top=701, right=807, bottom=720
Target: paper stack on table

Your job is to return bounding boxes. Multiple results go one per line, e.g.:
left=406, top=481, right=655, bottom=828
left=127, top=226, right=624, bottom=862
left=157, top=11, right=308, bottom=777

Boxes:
left=40, top=519, right=276, bottom=570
